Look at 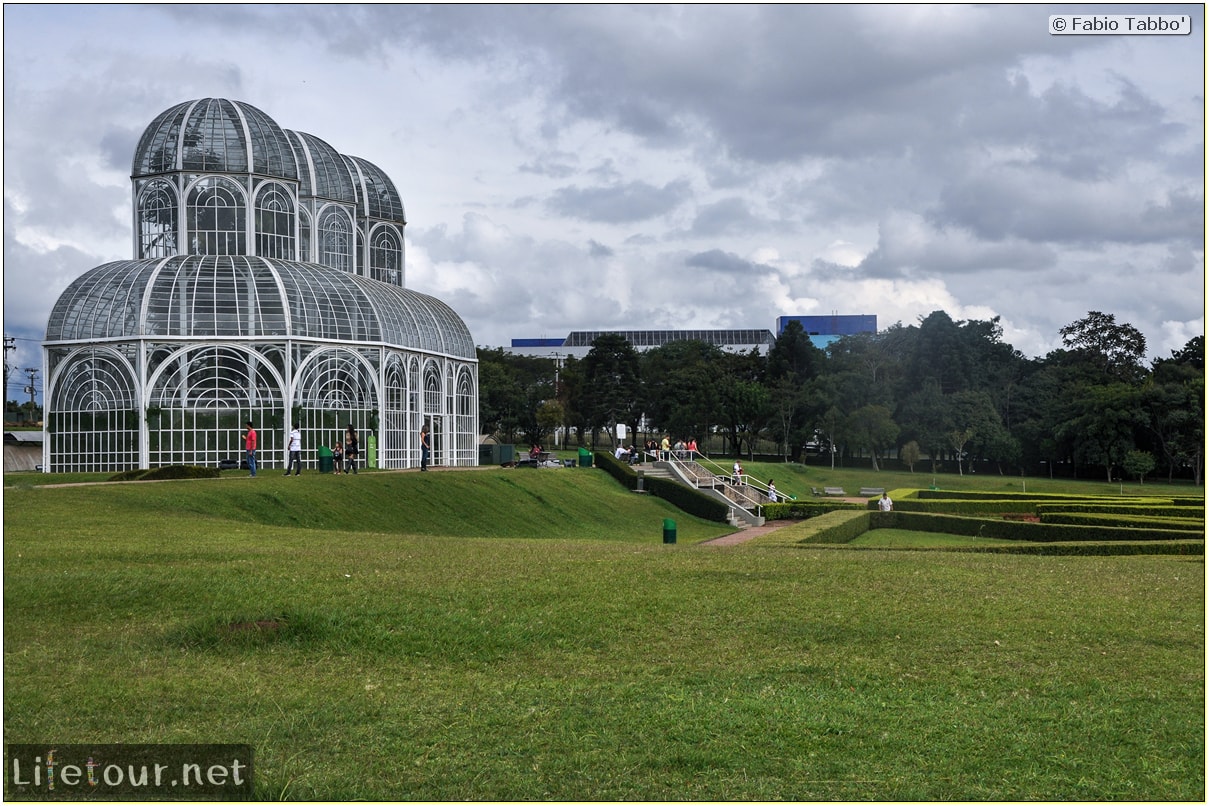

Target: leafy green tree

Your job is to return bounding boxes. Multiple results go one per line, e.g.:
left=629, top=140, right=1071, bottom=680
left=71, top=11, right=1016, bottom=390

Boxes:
left=1122, top=450, right=1156, bottom=485
left=843, top=404, right=899, bottom=472
left=1059, top=310, right=1148, bottom=382
left=476, top=349, right=525, bottom=440
left=717, top=348, right=768, bottom=458
left=1145, top=337, right=1204, bottom=483
left=896, top=382, right=951, bottom=472
left=558, top=356, right=590, bottom=447
left=818, top=404, right=843, bottom=470
left=948, top=390, right=1014, bottom=475
left=581, top=334, right=643, bottom=447
left=766, top=319, right=824, bottom=381
left=764, top=320, right=825, bottom=459
left=1058, top=383, right=1146, bottom=482
left=640, top=340, right=722, bottom=447
left=900, top=440, right=921, bottom=473
left=906, top=310, right=973, bottom=394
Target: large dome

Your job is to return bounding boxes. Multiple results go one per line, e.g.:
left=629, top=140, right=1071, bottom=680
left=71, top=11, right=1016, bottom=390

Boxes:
left=45, top=255, right=474, bottom=358
left=132, top=98, right=298, bottom=179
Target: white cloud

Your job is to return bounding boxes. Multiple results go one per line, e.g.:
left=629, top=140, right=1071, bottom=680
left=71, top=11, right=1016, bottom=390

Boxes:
left=1, top=3, right=1203, bottom=373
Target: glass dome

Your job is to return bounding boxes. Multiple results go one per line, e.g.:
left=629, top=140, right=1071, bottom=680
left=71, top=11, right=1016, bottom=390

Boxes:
left=132, top=98, right=297, bottom=179
left=345, top=155, right=407, bottom=225
left=287, top=130, right=356, bottom=204
left=46, top=255, right=474, bottom=358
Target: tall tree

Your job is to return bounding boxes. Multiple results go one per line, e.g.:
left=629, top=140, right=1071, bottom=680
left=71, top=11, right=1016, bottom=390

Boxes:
left=843, top=404, right=899, bottom=472
left=1059, top=310, right=1148, bottom=382
left=717, top=348, right=767, bottom=458
left=581, top=333, right=643, bottom=447
left=641, top=340, right=723, bottom=447
left=1058, top=383, right=1147, bottom=482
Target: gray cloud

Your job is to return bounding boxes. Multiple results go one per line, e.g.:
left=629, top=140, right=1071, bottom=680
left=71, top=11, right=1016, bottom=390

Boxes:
left=546, top=179, right=692, bottom=223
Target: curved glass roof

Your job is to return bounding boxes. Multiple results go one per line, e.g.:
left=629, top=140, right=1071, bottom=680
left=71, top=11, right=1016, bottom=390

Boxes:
left=46, top=256, right=474, bottom=358
left=133, top=99, right=297, bottom=179
left=286, top=130, right=356, bottom=204
left=344, top=155, right=407, bottom=224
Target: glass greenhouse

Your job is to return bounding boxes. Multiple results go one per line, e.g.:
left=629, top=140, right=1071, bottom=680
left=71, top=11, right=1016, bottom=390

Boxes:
left=42, top=99, right=478, bottom=472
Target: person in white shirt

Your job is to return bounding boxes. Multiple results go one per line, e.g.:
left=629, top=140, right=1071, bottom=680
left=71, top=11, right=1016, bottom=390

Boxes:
left=767, top=480, right=777, bottom=502
left=284, top=424, right=302, bottom=475
left=879, top=493, right=893, bottom=511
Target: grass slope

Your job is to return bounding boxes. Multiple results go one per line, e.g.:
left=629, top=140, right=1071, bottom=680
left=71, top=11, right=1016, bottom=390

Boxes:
left=3, top=467, right=1204, bottom=800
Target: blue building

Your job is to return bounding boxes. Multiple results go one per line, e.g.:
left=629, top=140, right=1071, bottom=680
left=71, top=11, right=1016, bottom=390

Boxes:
left=777, top=315, right=877, bottom=349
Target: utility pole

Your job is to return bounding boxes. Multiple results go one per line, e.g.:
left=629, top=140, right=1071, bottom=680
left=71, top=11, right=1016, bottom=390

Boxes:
left=23, top=367, right=39, bottom=422
left=3, top=335, right=14, bottom=405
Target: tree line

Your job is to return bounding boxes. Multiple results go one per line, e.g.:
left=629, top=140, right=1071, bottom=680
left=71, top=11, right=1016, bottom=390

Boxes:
left=478, top=310, right=1204, bottom=484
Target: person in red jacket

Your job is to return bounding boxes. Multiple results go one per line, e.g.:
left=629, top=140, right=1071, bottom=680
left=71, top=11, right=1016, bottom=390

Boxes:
left=244, top=421, right=258, bottom=477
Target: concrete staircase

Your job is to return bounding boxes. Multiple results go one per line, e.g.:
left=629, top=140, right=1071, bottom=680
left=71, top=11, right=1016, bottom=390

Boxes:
left=639, top=459, right=766, bottom=527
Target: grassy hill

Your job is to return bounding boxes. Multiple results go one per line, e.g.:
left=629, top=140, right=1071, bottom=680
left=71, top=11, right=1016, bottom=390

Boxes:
left=3, top=466, right=1204, bottom=800
left=3, top=467, right=734, bottom=543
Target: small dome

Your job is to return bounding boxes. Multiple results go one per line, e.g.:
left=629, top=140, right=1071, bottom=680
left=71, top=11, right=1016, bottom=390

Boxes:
left=344, top=155, right=407, bottom=225
left=46, top=256, right=474, bottom=358
left=132, top=98, right=298, bottom=180
left=287, top=130, right=356, bottom=204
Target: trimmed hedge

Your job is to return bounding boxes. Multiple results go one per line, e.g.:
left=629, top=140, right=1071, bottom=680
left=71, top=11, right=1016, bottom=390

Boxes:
left=1037, top=503, right=1204, bottom=519
left=871, top=510, right=1202, bottom=542
left=765, top=500, right=864, bottom=520
left=791, top=510, right=873, bottom=544
left=594, top=451, right=730, bottom=523
left=887, top=498, right=1041, bottom=516
left=1040, top=512, right=1204, bottom=530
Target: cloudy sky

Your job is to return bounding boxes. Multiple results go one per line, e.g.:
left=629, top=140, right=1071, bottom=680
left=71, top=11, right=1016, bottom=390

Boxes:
left=3, top=4, right=1204, bottom=401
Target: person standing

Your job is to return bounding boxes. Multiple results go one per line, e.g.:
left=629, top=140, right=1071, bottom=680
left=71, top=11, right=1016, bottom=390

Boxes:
left=879, top=492, right=893, bottom=511
left=660, top=435, right=671, bottom=461
left=732, top=460, right=742, bottom=486
left=420, top=423, right=430, bottom=471
left=768, top=480, right=777, bottom=502
left=344, top=424, right=359, bottom=475
left=244, top=420, right=258, bottom=477
left=284, top=423, right=302, bottom=476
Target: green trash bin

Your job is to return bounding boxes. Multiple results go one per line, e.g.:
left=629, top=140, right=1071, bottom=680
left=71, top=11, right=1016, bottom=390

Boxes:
left=317, top=445, right=334, bottom=474
left=578, top=447, right=593, bottom=468
left=663, top=518, right=677, bottom=544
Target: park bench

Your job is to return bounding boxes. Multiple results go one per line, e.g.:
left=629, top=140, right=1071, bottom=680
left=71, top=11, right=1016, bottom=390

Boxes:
left=859, top=487, right=885, bottom=496
left=823, top=486, right=846, bottom=496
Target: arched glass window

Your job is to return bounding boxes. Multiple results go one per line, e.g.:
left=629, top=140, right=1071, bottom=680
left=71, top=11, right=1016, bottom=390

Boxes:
left=186, top=177, right=246, bottom=255
left=138, top=180, right=179, bottom=258
left=318, top=207, right=352, bottom=273
left=254, top=183, right=296, bottom=259
left=423, top=362, right=442, bottom=416
left=369, top=225, right=403, bottom=286
left=298, top=208, right=312, bottom=263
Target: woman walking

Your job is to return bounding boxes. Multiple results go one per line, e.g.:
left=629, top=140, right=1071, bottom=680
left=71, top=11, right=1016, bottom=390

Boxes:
left=344, top=424, right=359, bottom=475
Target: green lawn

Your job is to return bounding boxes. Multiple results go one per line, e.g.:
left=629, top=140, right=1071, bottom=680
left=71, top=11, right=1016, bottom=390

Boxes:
left=3, top=467, right=1204, bottom=800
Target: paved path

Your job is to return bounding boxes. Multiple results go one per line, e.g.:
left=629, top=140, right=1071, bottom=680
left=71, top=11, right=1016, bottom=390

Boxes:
left=699, top=521, right=796, bottom=546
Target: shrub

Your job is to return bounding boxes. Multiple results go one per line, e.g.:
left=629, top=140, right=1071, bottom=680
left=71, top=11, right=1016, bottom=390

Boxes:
left=108, top=465, right=221, bottom=482
left=142, top=465, right=220, bottom=481
left=107, top=469, right=147, bottom=482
